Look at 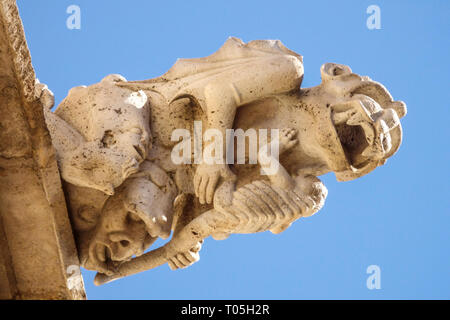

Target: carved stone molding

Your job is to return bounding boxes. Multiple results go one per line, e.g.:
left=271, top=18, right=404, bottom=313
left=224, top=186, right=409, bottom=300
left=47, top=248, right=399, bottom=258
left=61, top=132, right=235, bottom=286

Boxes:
left=0, top=0, right=85, bottom=300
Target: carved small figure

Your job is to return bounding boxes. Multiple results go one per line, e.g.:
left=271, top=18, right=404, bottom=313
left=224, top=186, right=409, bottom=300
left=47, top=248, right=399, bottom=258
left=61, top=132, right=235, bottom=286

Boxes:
left=41, top=37, right=406, bottom=284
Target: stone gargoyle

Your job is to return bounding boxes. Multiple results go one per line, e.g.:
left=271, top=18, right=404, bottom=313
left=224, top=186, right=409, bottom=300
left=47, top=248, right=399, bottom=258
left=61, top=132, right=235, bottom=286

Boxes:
left=40, top=37, right=407, bottom=285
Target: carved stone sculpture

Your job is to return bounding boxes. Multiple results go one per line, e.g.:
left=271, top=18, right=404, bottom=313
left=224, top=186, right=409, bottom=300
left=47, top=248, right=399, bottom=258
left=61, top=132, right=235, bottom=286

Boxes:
left=41, top=37, right=406, bottom=285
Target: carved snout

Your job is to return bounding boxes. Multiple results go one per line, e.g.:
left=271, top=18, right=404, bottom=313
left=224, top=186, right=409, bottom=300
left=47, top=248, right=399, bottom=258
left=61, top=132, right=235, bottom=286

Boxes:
left=331, top=95, right=404, bottom=168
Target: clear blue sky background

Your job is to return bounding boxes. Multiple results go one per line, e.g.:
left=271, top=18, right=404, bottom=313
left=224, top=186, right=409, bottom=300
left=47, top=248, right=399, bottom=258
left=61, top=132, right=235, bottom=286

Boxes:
left=17, top=0, right=449, bottom=299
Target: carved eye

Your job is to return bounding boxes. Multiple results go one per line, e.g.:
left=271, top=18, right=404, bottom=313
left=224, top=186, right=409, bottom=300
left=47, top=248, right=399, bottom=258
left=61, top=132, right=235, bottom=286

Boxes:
left=120, top=240, right=130, bottom=247
left=101, top=130, right=116, bottom=147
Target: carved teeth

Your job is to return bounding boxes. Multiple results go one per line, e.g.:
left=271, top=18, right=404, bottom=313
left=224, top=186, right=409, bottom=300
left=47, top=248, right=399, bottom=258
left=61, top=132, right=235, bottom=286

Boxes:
left=333, top=104, right=385, bottom=160
left=359, top=122, right=375, bottom=145
left=362, top=140, right=384, bottom=159
left=343, top=111, right=376, bottom=145
left=333, top=105, right=377, bottom=146
left=382, top=133, right=392, bottom=153
left=346, top=113, right=364, bottom=126
left=375, top=119, right=390, bottom=135
left=332, top=109, right=356, bottom=125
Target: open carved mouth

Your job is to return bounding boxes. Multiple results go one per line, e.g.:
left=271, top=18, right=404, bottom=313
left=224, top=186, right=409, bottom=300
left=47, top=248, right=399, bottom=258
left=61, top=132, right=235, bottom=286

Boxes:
left=94, top=243, right=112, bottom=264
left=88, top=242, right=121, bottom=275
left=334, top=120, right=370, bottom=169
left=331, top=94, right=393, bottom=170
left=320, top=64, right=404, bottom=175
left=86, top=213, right=158, bottom=274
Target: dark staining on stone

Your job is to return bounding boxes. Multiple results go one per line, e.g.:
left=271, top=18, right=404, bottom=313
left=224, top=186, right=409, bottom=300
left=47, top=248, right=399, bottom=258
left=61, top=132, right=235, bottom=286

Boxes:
left=101, top=130, right=116, bottom=148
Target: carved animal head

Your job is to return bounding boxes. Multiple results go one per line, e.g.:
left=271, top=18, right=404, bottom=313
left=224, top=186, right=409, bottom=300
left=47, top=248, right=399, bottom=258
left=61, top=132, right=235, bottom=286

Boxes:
left=304, top=63, right=407, bottom=181
left=82, top=162, right=177, bottom=274
left=84, top=190, right=153, bottom=274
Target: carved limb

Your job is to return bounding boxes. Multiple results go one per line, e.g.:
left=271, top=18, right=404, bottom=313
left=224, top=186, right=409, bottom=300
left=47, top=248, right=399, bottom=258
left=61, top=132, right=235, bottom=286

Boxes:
left=94, top=175, right=326, bottom=285
left=94, top=200, right=234, bottom=285
left=94, top=128, right=326, bottom=284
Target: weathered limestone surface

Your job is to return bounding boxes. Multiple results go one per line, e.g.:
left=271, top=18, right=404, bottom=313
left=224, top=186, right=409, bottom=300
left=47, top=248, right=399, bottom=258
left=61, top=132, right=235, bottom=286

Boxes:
left=0, top=1, right=407, bottom=292
left=0, top=0, right=85, bottom=299
left=42, top=37, right=406, bottom=285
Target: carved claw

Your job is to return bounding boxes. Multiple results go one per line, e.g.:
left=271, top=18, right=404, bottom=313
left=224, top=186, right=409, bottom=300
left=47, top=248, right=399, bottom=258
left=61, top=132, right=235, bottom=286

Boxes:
left=279, top=128, right=298, bottom=154
left=168, top=241, right=202, bottom=270
left=194, top=163, right=236, bottom=205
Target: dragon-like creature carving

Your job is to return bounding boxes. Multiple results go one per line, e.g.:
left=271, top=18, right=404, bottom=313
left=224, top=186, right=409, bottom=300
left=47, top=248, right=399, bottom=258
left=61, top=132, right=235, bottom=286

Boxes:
left=40, top=37, right=406, bottom=284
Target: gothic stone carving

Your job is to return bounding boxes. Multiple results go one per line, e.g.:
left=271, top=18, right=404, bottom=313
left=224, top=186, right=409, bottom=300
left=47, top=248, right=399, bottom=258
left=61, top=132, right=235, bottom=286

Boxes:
left=42, top=37, right=407, bottom=285
left=0, top=0, right=85, bottom=299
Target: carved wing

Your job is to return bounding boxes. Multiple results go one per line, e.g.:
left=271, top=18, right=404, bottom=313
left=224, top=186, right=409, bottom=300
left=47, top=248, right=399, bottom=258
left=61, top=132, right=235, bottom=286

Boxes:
left=120, top=37, right=304, bottom=111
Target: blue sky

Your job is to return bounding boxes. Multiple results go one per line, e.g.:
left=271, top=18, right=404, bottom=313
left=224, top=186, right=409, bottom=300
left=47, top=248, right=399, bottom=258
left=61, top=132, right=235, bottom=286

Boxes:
left=17, top=0, right=449, bottom=299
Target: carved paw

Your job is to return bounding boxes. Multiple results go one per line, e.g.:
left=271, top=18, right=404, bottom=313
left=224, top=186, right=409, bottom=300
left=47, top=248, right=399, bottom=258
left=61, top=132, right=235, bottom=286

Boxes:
left=194, top=163, right=236, bottom=204
left=168, top=241, right=202, bottom=270
left=278, top=128, right=298, bottom=154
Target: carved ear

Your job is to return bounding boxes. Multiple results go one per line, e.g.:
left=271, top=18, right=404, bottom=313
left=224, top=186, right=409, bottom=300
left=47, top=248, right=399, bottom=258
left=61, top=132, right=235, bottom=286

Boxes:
left=74, top=205, right=100, bottom=231
left=320, top=63, right=353, bottom=82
